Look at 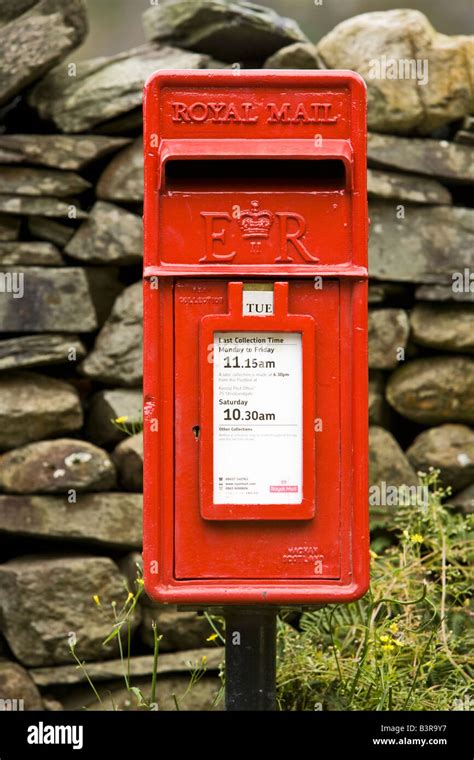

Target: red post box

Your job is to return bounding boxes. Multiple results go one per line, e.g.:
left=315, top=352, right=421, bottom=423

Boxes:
left=143, top=70, right=369, bottom=606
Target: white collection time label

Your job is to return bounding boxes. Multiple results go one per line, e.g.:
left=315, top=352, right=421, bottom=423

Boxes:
left=213, top=331, right=302, bottom=505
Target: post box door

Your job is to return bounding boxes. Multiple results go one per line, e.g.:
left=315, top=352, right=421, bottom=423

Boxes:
left=174, top=278, right=342, bottom=580
left=143, top=70, right=369, bottom=603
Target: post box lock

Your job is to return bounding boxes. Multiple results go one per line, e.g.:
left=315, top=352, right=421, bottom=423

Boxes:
left=143, top=71, right=369, bottom=605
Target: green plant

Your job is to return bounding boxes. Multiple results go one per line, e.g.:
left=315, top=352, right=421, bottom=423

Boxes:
left=111, top=415, right=143, bottom=437
left=277, top=471, right=473, bottom=711
left=69, top=568, right=159, bottom=710
left=70, top=471, right=472, bottom=711
left=69, top=567, right=223, bottom=711
left=69, top=417, right=223, bottom=710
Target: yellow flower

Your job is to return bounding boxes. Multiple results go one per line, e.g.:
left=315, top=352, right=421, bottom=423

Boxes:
left=370, top=549, right=378, bottom=560
left=379, top=634, right=390, bottom=643
left=115, top=416, right=128, bottom=424
left=410, top=533, right=424, bottom=544
left=206, top=633, right=219, bottom=642
left=126, top=591, right=134, bottom=604
left=92, top=594, right=101, bottom=607
left=394, top=639, right=404, bottom=648
left=389, top=622, right=399, bottom=634
left=381, top=643, right=395, bottom=653
left=201, top=655, right=207, bottom=665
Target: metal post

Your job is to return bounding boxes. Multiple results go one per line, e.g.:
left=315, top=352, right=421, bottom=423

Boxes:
left=224, top=607, right=277, bottom=711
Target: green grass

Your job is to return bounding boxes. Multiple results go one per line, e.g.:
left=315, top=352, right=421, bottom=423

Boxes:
left=276, top=471, right=473, bottom=711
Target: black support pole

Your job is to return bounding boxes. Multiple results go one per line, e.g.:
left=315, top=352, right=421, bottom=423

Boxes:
left=224, top=607, right=277, bottom=711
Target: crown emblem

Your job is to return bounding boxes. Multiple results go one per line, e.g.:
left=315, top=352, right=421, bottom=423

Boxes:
left=238, top=200, right=274, bottom=240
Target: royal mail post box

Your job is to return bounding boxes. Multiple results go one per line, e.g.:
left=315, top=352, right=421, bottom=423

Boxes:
left=143, top=70, right=369, bottom=605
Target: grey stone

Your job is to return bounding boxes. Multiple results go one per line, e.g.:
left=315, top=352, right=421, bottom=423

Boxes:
left=369, top=203, right=474, bottom=284
left=368, top=285, right=387, bottom=305
left=317, top=10, right=474, bottom=135
left=0, top=439, right=116, bottom=493
left=118, top=551, right=143, bottom=587
left=406, top=425, right=474, bottom=493
left=369, top=309, right=410, bottom=370
left=0, top=1, right=37, bottom=23
left=84, top=267, right=123, bottom=327
left=0, top=493, right=141, bottom=548
left=0, top=661, right=43, bottom=710
left=368, top=133, right=474, bottom=184
left=0, top=0, right=87, bottom=107
left=448, top=483, right=474, bottom=514
left=368, top=283, right=408, bottom=305
left=454, top=116, right=474, bottom=146
left=30, top=647, right=223, bottom=686
left=86, top=389, right=142, bottom=446
left=0, top=555, right=139, bottom=666
left=0, top=196, right=87, bottom=218
left=415, top=284, right=474, bottom=304
left=113, top=433, right=143, bottom=492
left=0, top=242, right=63, bottom=266
left=80, top=282, right=142, bottom=386
left=141, top=606, right=217, bottom=652
left=263, top=41, right=320, bottom=69
left=143, top=0, right=308, bottom=63
left=27, top=217, right=75, bottom=247
left=0, top=134, right=130, bottom=171
left=0, top=213, right=19, bottom=241
left=369, top=371, right=388, bottom=427
left=386, top=357, right=474, bottom=425
left=0, top=167, right=90, bottom=197
left=410, top=304, right=474, bottom=353
left=61, top=672, right=222, bottom=711
left=91, top=108, right=143, bottom=136
left=454, top=131, right=474, bottom=147
left=42, top=697, right=63, bottom=711
left=369, top=426, right=418, bottom=527
left=369, top=426, right=418, bottom=489
left=0, top=267, right=99, bottom=333
left=97, top=138, right=143, bottom=203
left=367, top=169, right=451, bottom=205
left=0, top=334, right=86, bottom=371
left=0, top=372, right=82, bottom=450
left=29, top=44, right=210, bottom=133
left=65, top=201, right=142, bottom=265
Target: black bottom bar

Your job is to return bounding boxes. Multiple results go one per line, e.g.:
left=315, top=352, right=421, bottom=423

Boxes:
left=224, top=607, right=277, bottom=711
left=0, top=709, right=469, bottom=756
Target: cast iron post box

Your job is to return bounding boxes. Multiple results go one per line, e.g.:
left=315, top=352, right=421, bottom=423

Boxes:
left=143, top=70, right=369, bottom=605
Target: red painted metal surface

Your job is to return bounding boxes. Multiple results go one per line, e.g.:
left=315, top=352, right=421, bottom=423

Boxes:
left=143, top=70, right=369, bottom=605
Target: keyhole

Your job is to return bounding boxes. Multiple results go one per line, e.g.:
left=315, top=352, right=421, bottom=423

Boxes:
left=192, top=425, right=200, bottom=440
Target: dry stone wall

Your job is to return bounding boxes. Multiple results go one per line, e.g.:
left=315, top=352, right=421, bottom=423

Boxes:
left=0, top=0, right=472, bottom=710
